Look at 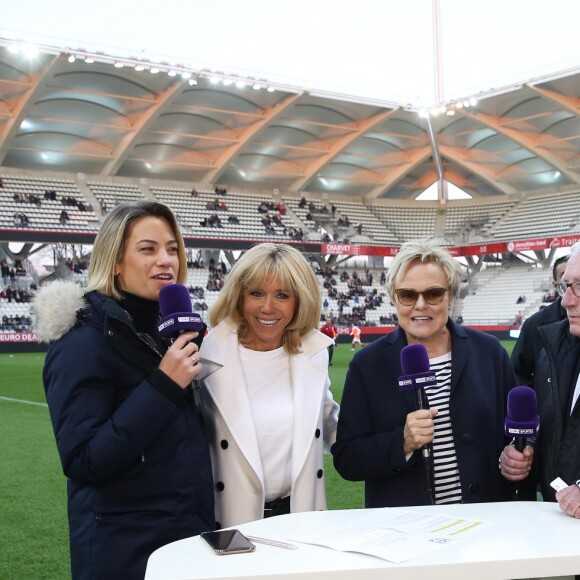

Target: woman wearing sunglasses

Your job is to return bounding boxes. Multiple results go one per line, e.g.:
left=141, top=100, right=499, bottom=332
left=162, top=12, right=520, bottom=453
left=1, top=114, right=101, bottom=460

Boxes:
left=332, top=239, right=518, bottom=507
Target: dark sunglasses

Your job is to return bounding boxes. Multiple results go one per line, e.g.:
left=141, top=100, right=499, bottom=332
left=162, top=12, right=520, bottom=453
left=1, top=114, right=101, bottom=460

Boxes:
left=394, top=287, right=449, bottom=306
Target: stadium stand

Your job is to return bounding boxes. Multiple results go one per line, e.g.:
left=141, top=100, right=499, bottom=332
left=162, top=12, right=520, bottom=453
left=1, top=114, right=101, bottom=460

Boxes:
left=444, top=199, right=517, bottom=244
left=87, top=181, right=145, bottom=211
left=0, top=175, right=99, bottom=231
left=152, top=186, right=302, bottom=241
left=490, top=189, right=580, bottom=241
left=1, top=170, right=577, bottom=331
left=454, top=263, right=552, bottom=325
left=371, top=203, right=438, bottom=243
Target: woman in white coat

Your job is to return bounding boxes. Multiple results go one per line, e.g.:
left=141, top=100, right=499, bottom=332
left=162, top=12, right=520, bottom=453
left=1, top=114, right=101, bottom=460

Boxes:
left=199, top=243, right=339, bottom=528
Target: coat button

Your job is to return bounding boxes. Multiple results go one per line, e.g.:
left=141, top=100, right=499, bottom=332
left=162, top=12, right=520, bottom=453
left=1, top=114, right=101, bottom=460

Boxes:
left=469, top=483, right=480, bottom=493
left=317, top=469, right=323, bottom=479
left=315, top=429, right=321, bottom=438
left=461, top=433, right=473, bottom=444
left=216, top=482, right=225, bottom=492
left=220, top=439, right=228, bottom=449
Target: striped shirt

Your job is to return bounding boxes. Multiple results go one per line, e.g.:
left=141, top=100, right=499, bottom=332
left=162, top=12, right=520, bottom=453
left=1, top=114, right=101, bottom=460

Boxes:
left=426, top=352, right=462, bottom=504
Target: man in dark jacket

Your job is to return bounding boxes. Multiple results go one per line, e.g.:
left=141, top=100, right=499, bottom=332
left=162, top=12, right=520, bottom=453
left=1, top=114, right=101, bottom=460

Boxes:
left=501, top=244, right=580, bottom=519
left=511, top=254, right=568, bottom=385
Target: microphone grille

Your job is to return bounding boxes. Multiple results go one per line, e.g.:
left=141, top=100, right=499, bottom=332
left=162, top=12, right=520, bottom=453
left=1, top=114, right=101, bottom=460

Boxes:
left=159, top=284, right=192, bottom=317
left=507, top=386, right=538, bottom=422
left=400, top=343, right=430, bottom=375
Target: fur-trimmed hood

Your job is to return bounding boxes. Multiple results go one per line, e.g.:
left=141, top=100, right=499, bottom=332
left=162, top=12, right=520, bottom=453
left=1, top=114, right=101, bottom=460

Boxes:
left=32, top=280, right=87, bottom=343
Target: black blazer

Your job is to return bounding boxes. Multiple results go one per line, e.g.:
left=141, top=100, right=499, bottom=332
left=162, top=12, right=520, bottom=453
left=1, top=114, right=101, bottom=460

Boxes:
left=511, top=298, right=566, bottom=386
left=332, top=319, right=517, bottom=507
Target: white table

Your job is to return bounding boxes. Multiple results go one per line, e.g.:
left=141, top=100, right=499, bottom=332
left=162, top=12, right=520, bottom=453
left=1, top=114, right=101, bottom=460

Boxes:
left=146, top=502, right=580, bottom=580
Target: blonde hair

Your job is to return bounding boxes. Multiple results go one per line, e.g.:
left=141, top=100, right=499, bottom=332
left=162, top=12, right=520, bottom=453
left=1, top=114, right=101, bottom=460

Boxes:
left=86, top=201, right=187, bottom=300
left=210, top=243, right=321, bottom=354
left=386, top=239, right=461, bottom=302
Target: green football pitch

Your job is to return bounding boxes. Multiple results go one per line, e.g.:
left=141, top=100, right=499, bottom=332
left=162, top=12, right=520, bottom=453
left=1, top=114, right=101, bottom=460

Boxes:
left=0, top=340, right=516, bottom=578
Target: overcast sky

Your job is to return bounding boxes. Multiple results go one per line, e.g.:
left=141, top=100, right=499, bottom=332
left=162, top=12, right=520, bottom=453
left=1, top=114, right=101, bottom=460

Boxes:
left=2, top=0, right=580, bottom=106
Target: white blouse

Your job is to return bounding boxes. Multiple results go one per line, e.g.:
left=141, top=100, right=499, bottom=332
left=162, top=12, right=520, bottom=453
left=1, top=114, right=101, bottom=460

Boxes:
left=239, top=344, right=293, bottom=501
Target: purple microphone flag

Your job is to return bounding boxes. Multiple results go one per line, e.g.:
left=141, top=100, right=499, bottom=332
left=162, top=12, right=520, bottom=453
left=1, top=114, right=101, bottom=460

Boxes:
left=398, top=343, right=437, bottom=392
left=505, top=386, right=540, bottom=437
left=157, top=284, right=204, bottom=339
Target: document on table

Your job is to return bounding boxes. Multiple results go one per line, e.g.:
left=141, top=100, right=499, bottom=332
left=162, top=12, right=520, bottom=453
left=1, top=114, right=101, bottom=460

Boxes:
left=289, top=509, right=491, bottom=563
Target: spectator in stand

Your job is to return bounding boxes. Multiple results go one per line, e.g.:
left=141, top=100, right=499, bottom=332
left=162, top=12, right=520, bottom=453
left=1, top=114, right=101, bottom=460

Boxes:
left=322, top=297, right=330, bottom=318
left=59, top=209, right=70, bottom=224
left=332, top=239, right=518, bottom=508
left=320, top=317, right=339, bottom=365
left=1, top=260, right=10, bottom=285
left=349, top=322, right=364, bottom=350
left=511, top=254, right=569, bottom=386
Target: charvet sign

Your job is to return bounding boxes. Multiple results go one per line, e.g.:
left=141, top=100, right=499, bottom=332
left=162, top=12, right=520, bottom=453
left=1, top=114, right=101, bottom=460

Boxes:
left=322, top=233, right=580, bottom=258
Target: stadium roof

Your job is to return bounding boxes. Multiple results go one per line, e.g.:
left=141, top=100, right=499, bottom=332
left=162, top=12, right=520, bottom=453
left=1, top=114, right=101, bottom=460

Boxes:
left=1, top=39, right=579, bottom=201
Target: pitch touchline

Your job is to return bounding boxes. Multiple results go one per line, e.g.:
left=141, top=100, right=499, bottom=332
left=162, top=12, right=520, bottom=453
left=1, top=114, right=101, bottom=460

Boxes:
left=0, top=396, right=48, bottom=407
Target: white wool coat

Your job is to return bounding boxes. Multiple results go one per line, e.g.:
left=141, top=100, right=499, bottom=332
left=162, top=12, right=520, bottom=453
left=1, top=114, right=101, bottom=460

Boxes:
left=199, top=319, right=339, bottom=528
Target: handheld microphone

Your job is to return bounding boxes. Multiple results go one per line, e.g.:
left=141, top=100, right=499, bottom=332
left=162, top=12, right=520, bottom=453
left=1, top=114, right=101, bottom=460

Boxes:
left=505, top=386, right=540, bottom=452
left=398, top=343, right=436, bottom=504
left=158, top=284, right=207, bottom=407
left=158, top=284, right=206, bottom=347
left=398, top=343, right=437, bottom=417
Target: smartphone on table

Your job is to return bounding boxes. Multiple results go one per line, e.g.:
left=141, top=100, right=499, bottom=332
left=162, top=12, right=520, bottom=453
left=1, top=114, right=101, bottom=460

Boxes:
left=201, top=529, right=256, bottom=555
